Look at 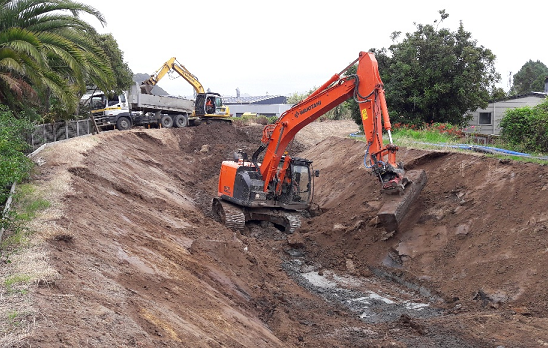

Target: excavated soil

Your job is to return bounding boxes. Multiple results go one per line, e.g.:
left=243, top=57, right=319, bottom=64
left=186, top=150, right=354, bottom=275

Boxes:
left=5, top=119, right=548, bottom=347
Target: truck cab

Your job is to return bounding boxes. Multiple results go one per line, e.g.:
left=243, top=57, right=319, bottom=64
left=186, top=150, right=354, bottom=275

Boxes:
left=80, top=91, right=130, bottom=129
left=88, top=92, right=128, bottom=117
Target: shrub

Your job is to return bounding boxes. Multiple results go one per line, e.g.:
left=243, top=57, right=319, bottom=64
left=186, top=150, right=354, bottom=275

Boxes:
left=255, top=115, right=269, bottom=125
left=267, top=116, right=278, bottom=124
left=500, top=99, right=548, bottom=153
left=392, top=121, right=464, bottom=142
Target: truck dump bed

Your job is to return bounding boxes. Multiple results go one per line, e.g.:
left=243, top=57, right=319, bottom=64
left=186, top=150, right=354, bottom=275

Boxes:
left=128, top=83, right=194, bottom=114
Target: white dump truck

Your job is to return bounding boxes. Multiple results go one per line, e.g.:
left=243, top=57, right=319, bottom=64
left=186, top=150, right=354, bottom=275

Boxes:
left=83, top=83, right=199, bottom=130
left=83, top=57, right=232, bottom=130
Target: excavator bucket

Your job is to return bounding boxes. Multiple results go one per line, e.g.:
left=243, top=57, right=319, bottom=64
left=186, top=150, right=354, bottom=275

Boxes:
left=377, top=169, right=427, bottom=232
left=140, top=84, right=153, bottom=95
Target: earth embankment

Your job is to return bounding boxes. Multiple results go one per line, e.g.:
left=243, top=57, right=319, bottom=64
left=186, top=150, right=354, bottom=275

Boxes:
left=3, top=120, right=548, bottom=347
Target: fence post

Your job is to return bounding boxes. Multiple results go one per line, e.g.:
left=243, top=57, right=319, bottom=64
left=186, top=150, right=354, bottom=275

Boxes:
left=0, top=182, right=17, bottom=242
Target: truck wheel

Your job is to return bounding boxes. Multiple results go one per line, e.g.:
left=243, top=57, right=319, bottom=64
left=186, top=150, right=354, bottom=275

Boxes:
left=174, top=115, right=188, bottom=128
left=116, top=117, right=131, bottom=131
left=160, top=115, right=173, bottom=128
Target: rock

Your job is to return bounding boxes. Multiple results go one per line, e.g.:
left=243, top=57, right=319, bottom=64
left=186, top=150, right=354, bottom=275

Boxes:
left=333, top=223, right=346, bottom=230
left=287, top=233, right=305, bottom=248
left=345, top=259, right=356, bottom=274
left=200, top=144, right=210, bottom=153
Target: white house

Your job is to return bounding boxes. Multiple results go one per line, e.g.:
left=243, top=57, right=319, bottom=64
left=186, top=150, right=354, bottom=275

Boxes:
left=466, top=93, right=547, bottom=135
left=465, top=78, right=548, bottom=136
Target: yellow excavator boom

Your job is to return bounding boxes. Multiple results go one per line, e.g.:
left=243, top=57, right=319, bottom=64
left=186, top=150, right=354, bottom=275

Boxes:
left=141, top=57, right=205, bottom=95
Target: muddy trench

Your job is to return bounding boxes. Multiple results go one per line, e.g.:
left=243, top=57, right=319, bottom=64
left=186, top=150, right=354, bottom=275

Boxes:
left=19, top=121, right=548, bottom=347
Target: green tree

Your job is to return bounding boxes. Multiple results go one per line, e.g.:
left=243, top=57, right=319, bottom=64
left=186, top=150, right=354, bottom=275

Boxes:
left=0, top=0, right=115, bottom=118
left=490, top=87, right=507, bottom=101
left=510, top=60, right=548, bottom=95
left=375, top=10, right=499, bottom=127
left=95, top=33, right=133, bottom=96
left=286, top=91, right=310, bottom=105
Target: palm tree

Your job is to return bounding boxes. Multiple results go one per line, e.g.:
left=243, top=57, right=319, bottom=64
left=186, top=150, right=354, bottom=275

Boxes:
left=0, top=0, right=115, bottom=116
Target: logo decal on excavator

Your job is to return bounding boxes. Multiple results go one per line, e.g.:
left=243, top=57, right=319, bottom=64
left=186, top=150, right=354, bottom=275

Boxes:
left=223, top=186, right=232, bottom=195
left=296, top=100, right=322, bottom=118
left=361, top=109, right=368, bottom=120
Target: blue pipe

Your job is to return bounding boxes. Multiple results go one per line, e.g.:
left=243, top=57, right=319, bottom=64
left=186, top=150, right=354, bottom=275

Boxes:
left=413, top=142, right=548, bottom=160
left=348, top=133, right=548, bottom=160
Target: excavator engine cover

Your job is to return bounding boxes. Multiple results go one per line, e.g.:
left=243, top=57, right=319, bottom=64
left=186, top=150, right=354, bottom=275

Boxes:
left=377, top=169, right=427, bottom=232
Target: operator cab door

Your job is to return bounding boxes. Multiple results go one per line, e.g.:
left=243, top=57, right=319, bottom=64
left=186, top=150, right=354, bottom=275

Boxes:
left=289, top=162, right=312, bottom=205
left=196, top=93, right=224, bottom=116
left=280, top=158, right=314, bottom=208
left=90, top=94, right=107, bottom=112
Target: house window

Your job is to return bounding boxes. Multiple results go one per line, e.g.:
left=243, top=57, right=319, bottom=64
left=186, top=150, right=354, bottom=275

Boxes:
left=479, top=112, right=492, bottom=125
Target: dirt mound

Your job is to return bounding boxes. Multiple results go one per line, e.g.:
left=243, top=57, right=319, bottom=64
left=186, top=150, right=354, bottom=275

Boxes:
left=4, top=120, right=548, bottom=347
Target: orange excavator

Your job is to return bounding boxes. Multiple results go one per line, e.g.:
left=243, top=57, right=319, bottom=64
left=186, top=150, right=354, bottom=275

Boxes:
left=212, top=52, right=427, bottom=233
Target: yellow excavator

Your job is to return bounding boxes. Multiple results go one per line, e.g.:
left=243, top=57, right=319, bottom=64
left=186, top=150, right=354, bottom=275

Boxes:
left=141, top=57, right=231, bottom=121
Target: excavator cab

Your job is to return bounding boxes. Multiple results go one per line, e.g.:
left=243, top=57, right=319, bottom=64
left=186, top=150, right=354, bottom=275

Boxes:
left=195, top=93, right=230, bottom=119
left=216, top=154, right=313, bottom=209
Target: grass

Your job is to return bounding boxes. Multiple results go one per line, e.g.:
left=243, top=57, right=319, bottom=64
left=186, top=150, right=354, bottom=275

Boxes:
left=4, top=274, right=32, bottom=295
left=11, top=184, right=51, bottom=222
left=1, top=184, right=51, bottom=252
left=1, top=183, right=54, bottom=341
left=390, top=127, right=462, bottom=147
left=397, top=124, right=548, bottom=163
left=350, top=124, right=548, bottom=165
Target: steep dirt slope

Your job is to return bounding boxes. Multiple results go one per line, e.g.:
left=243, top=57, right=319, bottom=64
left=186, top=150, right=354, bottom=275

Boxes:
left=3, top=120, right=548, bottom=347
left=300, top=137, right=548, bottom=346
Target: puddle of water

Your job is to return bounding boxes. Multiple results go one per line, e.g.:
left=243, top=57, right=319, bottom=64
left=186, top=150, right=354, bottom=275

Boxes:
left=301, top=272, right=337, bottom=289
left=285, top=261, right=441, bottom=324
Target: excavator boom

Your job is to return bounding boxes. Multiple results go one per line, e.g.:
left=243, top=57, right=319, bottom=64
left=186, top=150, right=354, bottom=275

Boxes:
left=141, top=57, right=205, bottom=94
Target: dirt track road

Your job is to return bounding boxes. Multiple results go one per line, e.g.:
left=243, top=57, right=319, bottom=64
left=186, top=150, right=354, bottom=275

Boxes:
left=2, top=119, right=548, bottom=347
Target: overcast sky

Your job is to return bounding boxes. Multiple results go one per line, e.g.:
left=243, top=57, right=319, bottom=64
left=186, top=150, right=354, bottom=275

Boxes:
left=82, top=0, right=547, bottom=98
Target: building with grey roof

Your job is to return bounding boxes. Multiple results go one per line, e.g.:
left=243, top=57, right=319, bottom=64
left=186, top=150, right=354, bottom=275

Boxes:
left=222, top=89, right=292, bottom=118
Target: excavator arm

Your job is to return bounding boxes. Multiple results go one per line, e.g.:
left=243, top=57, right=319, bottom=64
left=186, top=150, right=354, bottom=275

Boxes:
left=255, top=52, right=404, bottom=194
left=141, top=57, right=205, bottom=95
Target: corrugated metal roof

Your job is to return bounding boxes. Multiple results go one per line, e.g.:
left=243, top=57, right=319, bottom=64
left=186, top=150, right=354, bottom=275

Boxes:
left=492, top=92, right=547, bottom=103
left=223, top=95, right=287, bottom=104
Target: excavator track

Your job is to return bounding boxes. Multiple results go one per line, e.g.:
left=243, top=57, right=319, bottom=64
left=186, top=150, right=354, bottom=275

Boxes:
left=284, top=213, right=302, bottom=234
left=212, top=198, right=303, bottom=234
left=246, top=208, right=302, bottom=234
left=212, top=198, right=245, bottom=231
